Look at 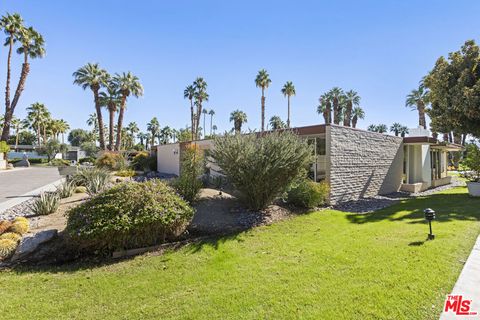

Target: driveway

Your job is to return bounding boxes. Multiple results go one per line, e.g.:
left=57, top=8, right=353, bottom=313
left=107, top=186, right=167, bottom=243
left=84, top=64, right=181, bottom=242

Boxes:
left=0, top=167, right=61, bottom=204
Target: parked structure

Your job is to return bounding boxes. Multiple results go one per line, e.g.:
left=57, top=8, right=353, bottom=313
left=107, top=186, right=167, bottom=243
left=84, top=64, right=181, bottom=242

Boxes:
left=156, top=124, right=463, bottom=204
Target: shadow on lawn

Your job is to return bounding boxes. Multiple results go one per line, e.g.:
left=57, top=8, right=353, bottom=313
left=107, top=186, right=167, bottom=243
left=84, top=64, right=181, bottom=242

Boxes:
left=345, top=190, right=480, bottom=225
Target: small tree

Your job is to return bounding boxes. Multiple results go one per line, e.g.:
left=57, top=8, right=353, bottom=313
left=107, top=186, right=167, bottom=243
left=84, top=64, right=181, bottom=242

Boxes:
left=212, top=131, right=314, bottom=210
left=171, top=144, right=203, bottom=203
left=463, top=143, right=480, bottom=182
left=37, top=139, right=67, bottom=162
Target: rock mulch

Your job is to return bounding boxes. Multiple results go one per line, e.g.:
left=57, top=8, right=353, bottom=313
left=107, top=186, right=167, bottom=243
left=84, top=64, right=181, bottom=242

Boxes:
left=0, top=198, right=35, bottom=221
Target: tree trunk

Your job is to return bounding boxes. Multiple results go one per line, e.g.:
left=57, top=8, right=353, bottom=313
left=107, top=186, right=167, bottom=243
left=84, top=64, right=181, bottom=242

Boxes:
left=332, top=97, right=338, bottom=124
left=287, top=96, right=291, bottom=128
left=108, top=106, right=115, bottom=151
left=115, top=95, right=127, bottom=151
left=462, top=134, right=467, bottom=146
left=43, top=126, right=46, bottom=144
left=343, top=101, right=352, bottom=127
left=418, top=102, right=426, bottom=129
left=4, top=36, right=13, bottom=122
left=195, top=101, right=202, bottom=139
left=37, top=124, right=41, bottom=145
left=210, top=115, right=213, bottom=135
left=62, top=133, right=64, bottom=144
left=190, top=99, right=194, bottom=141
left=261, top=87, right=265, bottom=132
left=93, top=88, right=106, bottom=150
left=352, top=116, right=358, bottom=128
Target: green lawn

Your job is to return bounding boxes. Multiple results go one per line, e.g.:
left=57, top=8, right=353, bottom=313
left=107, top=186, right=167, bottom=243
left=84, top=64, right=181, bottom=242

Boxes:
left=0, top=187, right=479, bottom=319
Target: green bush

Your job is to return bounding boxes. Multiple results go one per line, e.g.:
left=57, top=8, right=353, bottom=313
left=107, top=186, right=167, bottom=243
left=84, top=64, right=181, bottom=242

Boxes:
left=48, top=159, right=70, bottom=167
left=26, top=158, right=48, bottom=164
left=463, top=142, right=480, bottom=182
left=0, top=141, right=10, bottom=153
left=66, top=180, right=195, bottom=252
left=115, top=169, right=136, bottom=177
left=212, top=131, right=314, bottom=210
left=287, top=179, right=329, bottom=208
left=130, top=151, right=156, bottom=171
left=29, top=192, right=60, bottom=216
left=96, top=152, right=127, bottom=171
left=171, top=144, right=203, bottom=203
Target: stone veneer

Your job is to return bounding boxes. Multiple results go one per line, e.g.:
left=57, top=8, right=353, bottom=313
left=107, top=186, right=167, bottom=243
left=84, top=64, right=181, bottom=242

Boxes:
left=326, top=125, right=404, bottom=204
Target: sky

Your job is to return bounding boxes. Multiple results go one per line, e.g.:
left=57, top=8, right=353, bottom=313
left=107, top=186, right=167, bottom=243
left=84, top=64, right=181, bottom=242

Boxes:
left=0, top=0, right=479, bottom=136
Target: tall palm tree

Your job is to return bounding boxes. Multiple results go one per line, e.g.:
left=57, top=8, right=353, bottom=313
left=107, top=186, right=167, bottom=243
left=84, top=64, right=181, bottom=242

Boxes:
left=367, top=124, right=377, bottom=132
left=202, top=108, right=208, bottom=138
left=317, top=93, right=332, bottom=124
left=10, top=116, right=21, bottom=150
left=329, top=87, right=344, bottom=125
left=212, top=125, right=218, bottom=135
left=184, top=85, right=195, bottom=140
left=160, top=126, right=173, bottom=144
left=145, top=132, right=152, bottom=150
left=230, top=110, right=247, bottom=134
left=137, top=132, right=147, bottom=147
left=351, top=106, right=365, bottom=128
left=399, top=126, right=409, bottom=138
left=73, top=63, right=109, bottom=150
left=343, top=90, right=360, bottom=127
left=255, top=69, right=271, bottom=132
left=193, top=77, right=208, bottom=139
left=377, top=124, right=388, bottom=133
left=208, top=109, right=215, bottom=135
left=390, top=123, right=402, bottom=136
left=113, top=72, right=143, bottom=151
left=56, top=119, right=69, bottom=144
left=126, top=122, right=139, bottom=146
left=147, top=117, right=160, bottom=146
left=281, top=81, right=295, bottom=128
left=26, top=102, right=49, bottom=145
left=269, top=116, right=286, bottom=130
left=98, top=80, right=121, bottom=150
left=405, top=84, right=429, bottom=129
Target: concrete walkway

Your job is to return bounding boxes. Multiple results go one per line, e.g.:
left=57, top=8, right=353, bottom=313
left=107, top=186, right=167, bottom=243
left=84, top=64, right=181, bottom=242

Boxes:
left=0, top=167, right=62, bottom=212
left=440, top=235, right=480, bottom=319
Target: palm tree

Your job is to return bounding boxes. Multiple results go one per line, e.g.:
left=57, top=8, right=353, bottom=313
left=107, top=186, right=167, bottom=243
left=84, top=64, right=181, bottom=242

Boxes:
left=377, top=124, right=388, bottom=133
left=26, top=102, right=49, bottom=145
left=145, top=132, right=152, bottom=150
left=147, top=117, right=160, bottom=146
left=201, top=108, right=208, bottom=138
left=56, top=119, right=69, bottom=144
left=351, top=106, right=365, bottom=128
left=10, top=116, right=22, bottom=150
left=98, top=79, right=120, bottom=150
left=113, top=72, right=143, bottom=151
left=269, top=116, right=286, bottom=130
left=406, top=84, right=429, bottom=129
left=329, top=87, right=344, bottom=125
left=184, top=85, right=196, bottom=140
left=343, top=90, right=360, bottom=127
left=399, top=126, right=409, bottom=138
left=281, top=81, right=296, bottom=128
left=255, top=69, right=271, bottom=132
left=73, top=63, right=109, bottom=150
left=137, top=132, right=147, bottom=147
left=193, top=77, right=208, bottom=139
left=212, top=125, right=218, bottom=135
left=208, top=109, right=215, bottom=135
left=230, top=110, right=247, bottom=134
left=390, top=123, right=402, bottom=136
left=126, top=122, right=139, bottom=146
left=160, top=126, right=172, bottom=144
left=367, top=124, right=377, bottom=132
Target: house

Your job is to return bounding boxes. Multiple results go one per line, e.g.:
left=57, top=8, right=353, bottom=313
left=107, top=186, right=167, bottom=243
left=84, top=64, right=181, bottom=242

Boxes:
left=156, top=124, right=463, bottom=204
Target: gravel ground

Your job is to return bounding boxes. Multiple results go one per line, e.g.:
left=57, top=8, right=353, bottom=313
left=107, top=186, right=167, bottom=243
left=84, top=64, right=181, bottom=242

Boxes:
left=0, top=198, right=36, bottom=221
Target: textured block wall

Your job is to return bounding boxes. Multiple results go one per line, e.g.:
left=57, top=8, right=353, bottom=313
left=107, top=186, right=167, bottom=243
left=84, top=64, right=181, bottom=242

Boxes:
left=326, top=125, right=403, bottom=204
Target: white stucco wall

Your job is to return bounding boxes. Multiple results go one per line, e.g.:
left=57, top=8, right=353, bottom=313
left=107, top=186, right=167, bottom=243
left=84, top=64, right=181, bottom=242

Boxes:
left=156, top=143, right=180, bottom=176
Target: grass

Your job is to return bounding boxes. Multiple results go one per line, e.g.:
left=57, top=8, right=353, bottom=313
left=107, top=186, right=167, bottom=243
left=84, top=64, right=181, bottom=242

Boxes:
left=0, top=187, right=479, bottom=319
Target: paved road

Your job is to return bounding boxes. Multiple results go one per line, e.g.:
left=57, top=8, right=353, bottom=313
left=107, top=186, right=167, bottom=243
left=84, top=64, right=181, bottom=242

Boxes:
left=0, top=167, right=61, bottom=204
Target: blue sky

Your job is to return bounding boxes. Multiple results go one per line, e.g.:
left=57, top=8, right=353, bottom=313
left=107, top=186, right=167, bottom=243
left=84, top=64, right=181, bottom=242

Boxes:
left=1, top=0, right=479, bottom=135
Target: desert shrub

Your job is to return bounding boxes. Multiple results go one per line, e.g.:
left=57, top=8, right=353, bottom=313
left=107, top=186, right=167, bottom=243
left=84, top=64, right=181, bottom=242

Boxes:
left=66, top=180, right=194, bottom=252
left=70, top=167, right=111, bottom=187
left=0, top=232, right=22, bottom=242
left=96, top=152, right=126, bottom=171
left=30, top=192, right=60, bottom=216
left=0, top=141, right=10, bottom=153
left=115, top=169, right=136, bottom=177
left=211, top=131, right=314, bottom=210
left=8, top=217, right=29, bottom=235
left=287, top=179, right=329, bottom=208
left=130, top=151, right=156, bottom=171
left=171, top=144, right=203, bottom=203
left=0, top=221, right=12, bottom=235
left=0, top=239, right=17, bottom=259
left=56, top=181, right=76, bottom=198
left=74, top=186, right=87, bottom=193
left=49, top=159, right=70, bottom=167
left=79, top=156, right=96, bottom=164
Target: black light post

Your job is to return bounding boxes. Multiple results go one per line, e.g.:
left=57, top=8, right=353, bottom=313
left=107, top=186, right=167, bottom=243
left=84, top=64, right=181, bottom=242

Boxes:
left=424, top=208, right=436, bottom=240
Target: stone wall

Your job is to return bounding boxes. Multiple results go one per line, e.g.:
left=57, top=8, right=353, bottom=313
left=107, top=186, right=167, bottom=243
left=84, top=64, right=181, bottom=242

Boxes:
left=326, top=125, right=403, bottom=204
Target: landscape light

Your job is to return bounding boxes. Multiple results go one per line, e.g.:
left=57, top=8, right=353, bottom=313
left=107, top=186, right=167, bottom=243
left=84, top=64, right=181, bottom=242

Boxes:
left=424, top=208, right=436, bottom=240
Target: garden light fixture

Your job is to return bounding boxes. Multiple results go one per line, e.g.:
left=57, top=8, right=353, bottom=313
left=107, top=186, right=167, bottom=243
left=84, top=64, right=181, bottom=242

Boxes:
left=424, top=208, right=436, bottom=240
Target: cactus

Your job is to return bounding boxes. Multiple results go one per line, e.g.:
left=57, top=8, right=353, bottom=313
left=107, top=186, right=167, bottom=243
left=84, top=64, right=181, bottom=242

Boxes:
left=8, top=220, right=29, bottom=235
left=0, top=239, right=18, bottom=259
left=0, top=221, right=12, bottom=235
left=0, top=232, right=22, bottom=242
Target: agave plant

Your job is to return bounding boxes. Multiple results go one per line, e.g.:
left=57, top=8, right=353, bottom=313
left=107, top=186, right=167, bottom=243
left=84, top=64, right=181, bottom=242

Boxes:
left=56, top=180, right=75, bottom=198
left=85, top=175, right=109, bottom=195
left=70, top=167, right=111, bottom=188
left=30, top=192, right=60, bottom=216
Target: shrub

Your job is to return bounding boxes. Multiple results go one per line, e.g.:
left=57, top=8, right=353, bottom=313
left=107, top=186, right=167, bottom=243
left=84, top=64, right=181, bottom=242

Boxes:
left=26, top=158, right=48, bottom=164
left=130, top=151, right=156, bottom=171
left=115, top=169, right=136, bottom=177
left=74, top=186, right=87, bottom=193
left=49, top=159, right=70, bottom=167
left=0, top=232, right=22, bottom=242
left=211, top=131, right=314, bottom=210
left=66, top=180, right=195, bottom=252
left=0, top=221, right=12, bottom=235
left=171, top=144, right=203, bottom=203
left=30, top=192, right=60, bottom=216
left=287, top=179, right=329, bottom=208
left=0, top=239, right=17, bottom=259
left=85, top=175, right=109, bottom=195
left=463, top=143, right=480, bottom=182
left=56, top=181, right=75, bottom=198
left=70, top=167, right=111, bottom=187
left=96, top=152, right=126, bottom=171
left=0, top=141, right=10, bottom=153
left=8, top=218, right=29, bottom=235
left=79, top=156, right=96, bottom=164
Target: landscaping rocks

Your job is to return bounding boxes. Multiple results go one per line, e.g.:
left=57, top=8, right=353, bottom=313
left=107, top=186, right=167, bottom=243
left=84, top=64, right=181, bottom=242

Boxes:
left=0, top=198, right=35, bottom=220
left=11, top=229, right=58, bottom=262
